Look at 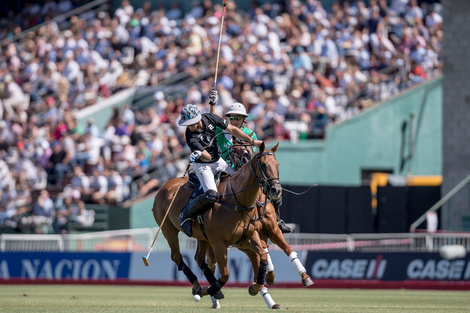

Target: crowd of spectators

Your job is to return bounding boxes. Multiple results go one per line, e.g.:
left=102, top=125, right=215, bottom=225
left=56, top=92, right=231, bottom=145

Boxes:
left=0, top=0, right=442, bottom=234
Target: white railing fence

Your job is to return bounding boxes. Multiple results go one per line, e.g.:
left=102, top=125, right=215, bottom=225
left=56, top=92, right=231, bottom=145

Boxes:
left=1, top=229, right=470, bottom=252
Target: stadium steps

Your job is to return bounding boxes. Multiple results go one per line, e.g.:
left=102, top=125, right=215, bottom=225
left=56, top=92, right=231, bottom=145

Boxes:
left=69, top=206, right=110, bottom=233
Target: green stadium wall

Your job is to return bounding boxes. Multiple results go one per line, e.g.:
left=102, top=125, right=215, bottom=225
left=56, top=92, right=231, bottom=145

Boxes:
left=274, top=77, right=442, bottom=186
left=130, top=195, right=157, bottom=229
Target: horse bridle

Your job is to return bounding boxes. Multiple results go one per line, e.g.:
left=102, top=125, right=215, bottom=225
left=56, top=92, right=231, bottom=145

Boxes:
left=229, top=140, right=280, bottom=196
left=249, top=151, right=280, bottom=194
left=222, top=146, right=281, bottom=215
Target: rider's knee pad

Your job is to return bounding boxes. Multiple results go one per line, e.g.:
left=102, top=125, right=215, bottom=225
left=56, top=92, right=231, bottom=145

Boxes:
left=205, top=189, right=219, bottom=203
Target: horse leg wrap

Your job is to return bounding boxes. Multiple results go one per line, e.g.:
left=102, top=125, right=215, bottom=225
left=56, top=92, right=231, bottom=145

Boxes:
left=261, top=287, right=276, bottom=309
left=207, top=279, right=225, bottom=296
left=256, top=260, right=268, bottom=285
left=264, top=248, right=274, bottom=272
left=210, top=296, right=221, bottom=309
left=178, top=262, right=197, bottom=284
left=200, top=263, right=217, bottom=284
left=289, top=251, right=306, bottom=275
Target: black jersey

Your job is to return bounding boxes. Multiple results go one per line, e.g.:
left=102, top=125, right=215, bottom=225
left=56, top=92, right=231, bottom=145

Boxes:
left=185, top=113, right=228, bottom=163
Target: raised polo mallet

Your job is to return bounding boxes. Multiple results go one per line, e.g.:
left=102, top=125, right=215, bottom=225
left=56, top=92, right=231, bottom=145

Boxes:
left=210, top=0, right=227, bottom=114
left=214, top=0, right=227, bottom=85
left=142, top=163, right=191, bottom=266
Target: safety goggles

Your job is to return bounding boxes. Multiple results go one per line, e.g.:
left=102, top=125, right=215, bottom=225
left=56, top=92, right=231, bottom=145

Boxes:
left=229, top=116, right=244, bottom=121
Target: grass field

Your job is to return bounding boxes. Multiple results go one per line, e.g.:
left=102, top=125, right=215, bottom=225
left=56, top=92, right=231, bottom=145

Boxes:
left=0, top=285, right=469, bottom=313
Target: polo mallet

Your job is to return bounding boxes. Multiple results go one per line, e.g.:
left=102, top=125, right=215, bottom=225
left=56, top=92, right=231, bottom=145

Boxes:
left=214, top=0, right=227, bottom=86
left=211, top=0, right=227, bottom=114
left=142, top=163, right=191, bottom=266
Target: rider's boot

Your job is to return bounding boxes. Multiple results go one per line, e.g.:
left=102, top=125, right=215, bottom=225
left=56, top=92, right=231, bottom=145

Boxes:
left=272, top=197, right=293, bottom=234
left=179, top=189, right=219, bottom=237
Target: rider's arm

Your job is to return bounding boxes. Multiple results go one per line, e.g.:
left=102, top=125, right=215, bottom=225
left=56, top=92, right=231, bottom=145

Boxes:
left=249, top=130, right=258, bottom=152
left=226, top=124, right=262, bottom=147
left=198, top=150, right=212, bottom=162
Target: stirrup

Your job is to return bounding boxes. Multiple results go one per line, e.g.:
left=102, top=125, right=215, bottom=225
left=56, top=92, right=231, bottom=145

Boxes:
left=179, top=213, right=194, bottom=237
left=181, top=220, right=193, bottom=237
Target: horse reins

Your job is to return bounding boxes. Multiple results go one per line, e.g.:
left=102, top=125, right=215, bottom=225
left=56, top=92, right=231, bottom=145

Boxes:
left=220, top=151, right=280, bottom=222
left=228, top=141, right=280, bottom=192
left=228, top=141, right=315, bottom=197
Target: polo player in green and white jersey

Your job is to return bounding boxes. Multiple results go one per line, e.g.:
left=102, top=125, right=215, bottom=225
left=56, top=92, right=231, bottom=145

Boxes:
left=215, top=102, right=292, bottom=234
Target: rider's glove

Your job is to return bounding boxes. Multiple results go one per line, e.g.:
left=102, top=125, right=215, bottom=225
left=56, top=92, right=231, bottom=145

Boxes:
left=209, top=86, right=218, bottom=106
left=189, top=151, right=202, bottom=163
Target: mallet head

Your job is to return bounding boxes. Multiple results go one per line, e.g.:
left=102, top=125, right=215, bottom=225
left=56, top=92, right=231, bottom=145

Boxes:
left=142, top=256, right=149, bottom=266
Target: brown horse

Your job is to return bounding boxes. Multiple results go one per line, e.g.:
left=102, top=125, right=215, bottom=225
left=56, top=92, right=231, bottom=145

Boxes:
left=218, top=138, right=314, bottom=288
left=152, top=142, right=282, bottom=301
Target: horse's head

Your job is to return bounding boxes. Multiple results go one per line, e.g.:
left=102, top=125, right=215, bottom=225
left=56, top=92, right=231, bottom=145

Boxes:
left=250, top=142, right=282, bottom=201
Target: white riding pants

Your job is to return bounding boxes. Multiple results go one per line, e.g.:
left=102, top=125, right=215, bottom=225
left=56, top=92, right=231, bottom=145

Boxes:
left=193, top=157, right=235, bottom=192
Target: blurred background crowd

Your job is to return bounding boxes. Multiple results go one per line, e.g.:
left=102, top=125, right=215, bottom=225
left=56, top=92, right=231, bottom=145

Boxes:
left=0, top=0, right=442, bottom=233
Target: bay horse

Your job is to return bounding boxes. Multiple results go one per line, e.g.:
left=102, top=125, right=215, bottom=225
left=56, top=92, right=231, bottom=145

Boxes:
left=152, top=142, right=282, bottom=302
left=217, top=138, right=314, bottom=288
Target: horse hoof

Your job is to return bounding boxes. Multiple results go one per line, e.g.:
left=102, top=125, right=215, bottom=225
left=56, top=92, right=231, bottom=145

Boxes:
left=302, top=277, right=314, bottom=287
left=266, top=271, right=276, bottom=286
left=196, top=287, right=209, bottom=297
left=213, top=290, right=224, bottom=300
left=211, top=299, right=221, bottom=309
left=248, top=283, right=261, bottom=296
left=272, top=304, right=284, bottom=310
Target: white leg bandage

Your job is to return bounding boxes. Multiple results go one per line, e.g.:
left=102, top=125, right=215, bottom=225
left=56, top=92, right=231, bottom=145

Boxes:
left=289, top=251, right=306, bottom=276
left=261, top=287, right=276, bottom=309
left=265, top=248, right=274, bottom=272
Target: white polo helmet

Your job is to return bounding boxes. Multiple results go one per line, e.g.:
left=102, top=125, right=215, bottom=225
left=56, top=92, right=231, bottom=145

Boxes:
left=225, top=102, right=248, bottom=117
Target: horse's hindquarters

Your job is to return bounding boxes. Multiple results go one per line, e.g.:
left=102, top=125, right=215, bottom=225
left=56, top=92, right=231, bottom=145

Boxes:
left=152, top=177, right=192, bottom=228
